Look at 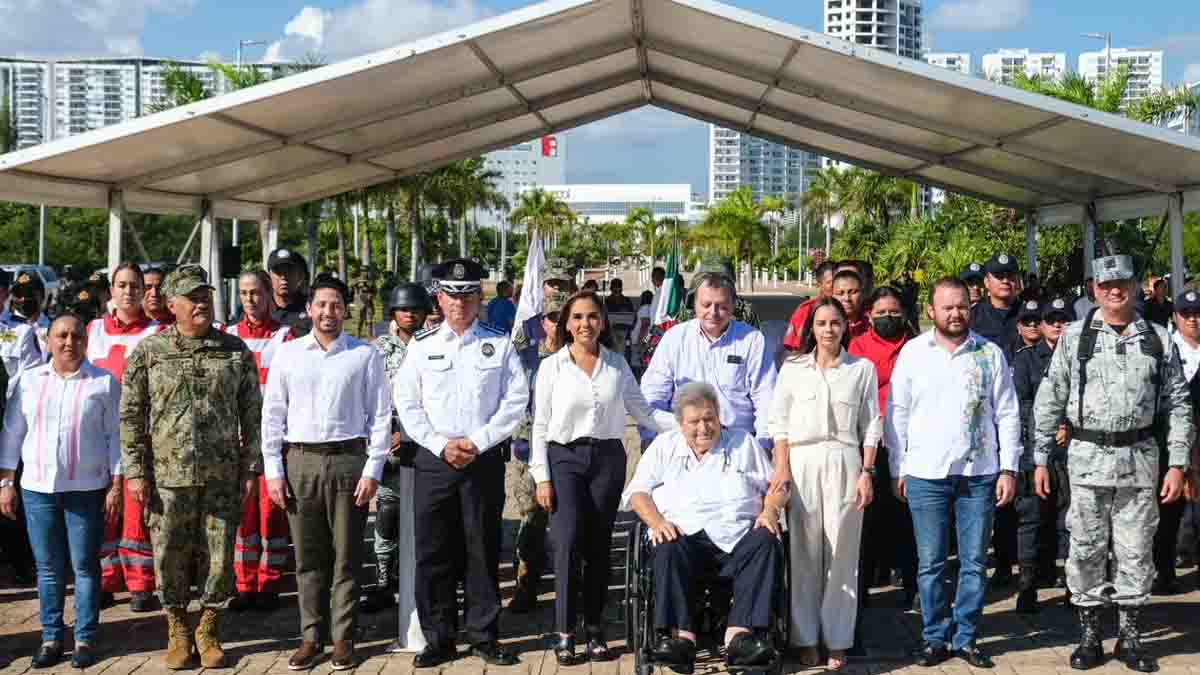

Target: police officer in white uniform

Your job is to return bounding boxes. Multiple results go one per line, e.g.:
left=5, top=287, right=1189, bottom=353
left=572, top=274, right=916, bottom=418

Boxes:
left=393, top=258, right=529, bottom=668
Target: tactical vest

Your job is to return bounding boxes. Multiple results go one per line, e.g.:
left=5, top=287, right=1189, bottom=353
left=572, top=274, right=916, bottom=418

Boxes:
left=1075, top=308, right=1164, bottom=438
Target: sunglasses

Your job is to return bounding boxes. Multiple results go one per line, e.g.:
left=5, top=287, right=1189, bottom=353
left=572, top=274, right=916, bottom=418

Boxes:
left=1019, top=318, right=1040, bottom=327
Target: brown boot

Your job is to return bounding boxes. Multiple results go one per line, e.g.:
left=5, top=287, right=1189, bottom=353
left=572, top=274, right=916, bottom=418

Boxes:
left=194, top=608, right=226, bottom=668
left=164, top=609, right=195, bottom=670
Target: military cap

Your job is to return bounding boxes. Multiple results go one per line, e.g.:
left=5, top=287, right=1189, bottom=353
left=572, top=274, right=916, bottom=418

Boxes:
left=1176, top=290, right=1200, bottom=313
left=544, top=260, right=572, bottom=284
left=435, top=258, right=485, bottom=295
left=0, top=269, right=12, bottom=289
left=543, top=290, right=569, bottom=315
left=12, top=270, right=45, bottom=297
left=162, top=264, right=214, bottom=299
left=959, top=262, right=984, bottom=283
left=690, top=255, right=736, bottom=291
left=267, top=248, right=309, bottom=274
left=984, top=254, right=1019, bottom=277
left=1042, top=296, right=1076, bottom=322
left=1017, top=299, right=1042, bottom=322
left=1093, top=254, right=1135, bottom=284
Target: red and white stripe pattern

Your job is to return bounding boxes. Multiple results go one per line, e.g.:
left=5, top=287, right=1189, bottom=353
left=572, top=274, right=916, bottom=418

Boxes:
left=224, top=318, right=289, bottom=388
left=86, top=313, right=159, bottom=384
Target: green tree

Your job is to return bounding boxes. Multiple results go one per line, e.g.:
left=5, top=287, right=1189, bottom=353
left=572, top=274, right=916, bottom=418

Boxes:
left=690, top=186, right=770, bottom=290
left=509, top=188, right=575, bottom=246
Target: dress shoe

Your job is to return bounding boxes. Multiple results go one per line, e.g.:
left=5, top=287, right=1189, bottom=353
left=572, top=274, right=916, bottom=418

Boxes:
left=414, top=644, right=457, bottom=668
left=330, top=641, right=355, bottom=671
left=470, top=641, right=518, bottom=666
left=650, top=637, right=696, bottom=674
left=584, top=627, right=613, bottom=662
left=32, top=642, right=64, bottom=669
left=0, top=652, right=10, bottom=668
left=725, top=633, right=776, bottom=668
left=953, top=643, right=994, bottom=668
left=912, top=642, right=948, bottom=667
left=71, top=643, right=97, bottom=669
left=129, top=592, right=158, bottom=613
left=288, top=641, right=323, bottom=671
left=1151, top=576, right=1182, bottom=596
left=228, top=592, right=256, bottom=612
left=256, top=591, right=280, bottom=611
left=552, top=634, right=576, bottom=666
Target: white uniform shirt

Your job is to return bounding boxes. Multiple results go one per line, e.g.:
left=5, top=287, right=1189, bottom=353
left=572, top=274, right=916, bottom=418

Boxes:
left=1172, top=331, right=1200, bottom=383
left=530, top=346, right=676, bottom=483
left=768, top=351, right=883, bottom=449
left=0, top=321, right=43, bottom=398
left=0, top=361, right=121, bottom=493
left=261, top=332, right=392, bottom=481
left=393, top=320, right=529, bottom=459
left=885, top=330, right=1022, bottom=480
left=620, top=427, right=773, bottom=553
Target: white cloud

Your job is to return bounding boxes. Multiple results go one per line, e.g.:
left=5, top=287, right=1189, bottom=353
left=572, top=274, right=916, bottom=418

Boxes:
left=0, top=0, right=196, bottom=58
left=928, top=0, right=1029, bottom=33
left=572, top=106, right=700, bottom=142
left=1185, top=64, right=1200, bottom=86
left=264, top=0, right=491, bottom=63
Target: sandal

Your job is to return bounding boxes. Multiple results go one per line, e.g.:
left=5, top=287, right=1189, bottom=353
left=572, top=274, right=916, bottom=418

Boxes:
left=827, top=650, right=849, bottom=671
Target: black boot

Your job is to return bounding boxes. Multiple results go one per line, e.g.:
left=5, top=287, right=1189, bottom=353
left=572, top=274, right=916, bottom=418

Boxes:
left=360, top=556, right=395, bottom=613
left=1016, top=566, right=1039, bottom=614
left=1070, top=606, right=1104, bottom=670
left=1114, top=607, right=1156, bottom=672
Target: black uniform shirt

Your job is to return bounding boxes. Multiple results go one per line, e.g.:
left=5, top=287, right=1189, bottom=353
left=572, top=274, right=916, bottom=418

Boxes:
left=971, top=299, right=1020, bottom=356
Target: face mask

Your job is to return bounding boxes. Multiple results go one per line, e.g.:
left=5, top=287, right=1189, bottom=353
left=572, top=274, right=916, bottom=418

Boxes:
left=873, top=315, right=905, bottom=339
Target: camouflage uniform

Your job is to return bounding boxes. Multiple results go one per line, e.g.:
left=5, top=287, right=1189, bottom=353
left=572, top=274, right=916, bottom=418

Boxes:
left=370, top=333, right=410, bottom=582
left=120, top=268, right=263, bottom=610
left=355, top=277, right=377, bottom=338
left=1033, top=255, right=1194, bottom=671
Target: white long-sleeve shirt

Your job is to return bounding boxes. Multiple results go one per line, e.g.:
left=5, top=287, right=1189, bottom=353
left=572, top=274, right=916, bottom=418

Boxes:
left=768, top=351, right=882, bottom=450
left=0, top=361, right=121, bottom=494
left=884, top=330, right=1021, bottom=480
left=261, top=332, right=392, bottom=481
left=393, top=320, right=529, bottom=459
left=531, top=345, right=676, bottom=483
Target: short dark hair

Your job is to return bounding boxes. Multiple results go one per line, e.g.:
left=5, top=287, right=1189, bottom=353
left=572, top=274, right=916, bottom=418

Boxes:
left=652, top=266, right=666, bottom=277
left=310, top=273, right=350, bottom=305
left=799, top=297, right=850, bottom=355
left=814, top=260, right=837, bottom=281
left=610, top=278, right=623, bottom=291
left=927, top=276, right=970, bottom=306
left=640, top=290, right=654, bottom=306
left=832, top=269, right=863, bottom=286
left=496, top=280, right=513, bottom=295
left=1153, top=278, right=1167, bottom=290
left=554, top=291, right=613, bottom=349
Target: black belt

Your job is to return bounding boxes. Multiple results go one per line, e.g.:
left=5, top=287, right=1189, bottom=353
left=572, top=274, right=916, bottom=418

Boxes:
left=1072, top=427, right=1155, bottom=447
left=286, top=438, right=367, bottom=455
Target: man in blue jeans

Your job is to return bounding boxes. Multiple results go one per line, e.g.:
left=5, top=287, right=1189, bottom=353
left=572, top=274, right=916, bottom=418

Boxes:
left=886, top=277, right=1021, bottom=669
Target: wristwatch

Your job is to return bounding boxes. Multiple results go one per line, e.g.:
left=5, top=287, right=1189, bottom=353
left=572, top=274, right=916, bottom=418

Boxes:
left=862, top=466, right=877, bottom=477
left=1000, top=470, right=1017, bottom=478
left=0, top=478, right=14, bottom=489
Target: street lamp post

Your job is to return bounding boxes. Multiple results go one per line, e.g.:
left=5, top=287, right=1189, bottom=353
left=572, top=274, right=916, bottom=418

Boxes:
left=236, top=39, right=269, bottom=72
left=1081, top=32, right=1112, bottom=82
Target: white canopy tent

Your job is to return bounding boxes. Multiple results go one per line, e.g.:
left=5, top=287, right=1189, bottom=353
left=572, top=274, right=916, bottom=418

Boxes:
left=2, top=0, right=1200, bottom=318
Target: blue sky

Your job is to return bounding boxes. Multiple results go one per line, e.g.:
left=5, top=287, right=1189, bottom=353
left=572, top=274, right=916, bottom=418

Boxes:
left=6, top=0, right=1200, bottom=196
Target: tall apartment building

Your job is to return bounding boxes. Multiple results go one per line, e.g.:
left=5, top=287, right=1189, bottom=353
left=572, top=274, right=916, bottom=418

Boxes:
left=1079, top=48, right=1163, bottom=106
left=981, top=49, right=1067, bottom=83
left=824, top=0, right=924, bottom=59
left=1165, top=82, right=1200, bottom=137
left=708, top=126, right=820, bottom=206
left=0, top=58, right=289, bottom=150
left=924, top=52, right=972, bottom=76
left=473, top=135, right=568, bottom=230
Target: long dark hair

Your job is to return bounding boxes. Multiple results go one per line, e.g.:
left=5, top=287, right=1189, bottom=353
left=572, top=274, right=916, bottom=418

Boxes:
left=111, top=262, right=145, bottom=287
left=800, top=297, right=850, bottom=355
left=555, top=291, right=614, bottom=350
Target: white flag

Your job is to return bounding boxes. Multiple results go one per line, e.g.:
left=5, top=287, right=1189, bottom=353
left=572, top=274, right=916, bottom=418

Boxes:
left=512, top=236, right=545, bottom=338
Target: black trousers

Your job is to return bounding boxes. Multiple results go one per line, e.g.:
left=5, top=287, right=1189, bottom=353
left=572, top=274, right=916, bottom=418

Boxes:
left=859, top=449, right=916, bottom=594
left=992, top=503, right=1017, bottom=572
left=1155, top=466, right=1185, bottom=582
left=548, top=438, right=626, bottom=634
left=1015, top=461, right=1070, bottom=574
left=652, top=528, right=781, bottom=632
left=0, top=463, right=34, bottom=576
left=413, top=447, right=505, bottom=648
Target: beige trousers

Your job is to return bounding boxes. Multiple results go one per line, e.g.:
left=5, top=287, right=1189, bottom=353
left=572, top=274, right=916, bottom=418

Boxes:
left=786, top=441, right=863, bottom=650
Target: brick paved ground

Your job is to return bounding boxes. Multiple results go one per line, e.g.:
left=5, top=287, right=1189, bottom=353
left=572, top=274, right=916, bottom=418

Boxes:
left=3, top=423, right=1199, bottom=674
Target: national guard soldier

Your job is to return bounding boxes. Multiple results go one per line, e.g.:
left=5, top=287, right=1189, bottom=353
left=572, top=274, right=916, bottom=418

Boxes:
left=512, top=260, right=572, bottom=350
left=120, top=265, right=263, bottom=670
left=394, top=258, right=529, bottom=668
left=1033, top=255, right=1193, bottom=673
left=353, top=271, right=378, bottom=338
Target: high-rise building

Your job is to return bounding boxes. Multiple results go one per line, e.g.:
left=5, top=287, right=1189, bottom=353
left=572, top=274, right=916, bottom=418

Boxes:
left=924, top=52, right=972, bottom=76
left=1079, top=48, right=1163, bottom=106
left=0, top=58, right=290, bottom=150
left=981, top=49, right=1066, bottom=83
left=473, top=135, right=568, bottom=229
left=708, top=126, right=819, bottom=206
left=824, top=0, right=924, bottom=59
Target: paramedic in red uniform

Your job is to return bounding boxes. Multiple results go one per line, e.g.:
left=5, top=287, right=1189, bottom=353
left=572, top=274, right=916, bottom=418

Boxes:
left=226, top=270, right=291, bottom=612
left=91, top=263, right=160, bottom=612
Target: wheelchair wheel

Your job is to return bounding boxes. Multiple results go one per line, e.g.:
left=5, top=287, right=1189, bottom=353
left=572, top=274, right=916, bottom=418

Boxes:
left=625, top=519, right=655, bottom=674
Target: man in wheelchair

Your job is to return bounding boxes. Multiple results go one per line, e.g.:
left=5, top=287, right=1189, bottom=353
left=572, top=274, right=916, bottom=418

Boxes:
left=622, top=382, right=788, bottom=674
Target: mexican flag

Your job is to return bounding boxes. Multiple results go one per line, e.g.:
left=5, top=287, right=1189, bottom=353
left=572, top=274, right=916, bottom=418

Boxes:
left=652, top=237, right=684, bottom=324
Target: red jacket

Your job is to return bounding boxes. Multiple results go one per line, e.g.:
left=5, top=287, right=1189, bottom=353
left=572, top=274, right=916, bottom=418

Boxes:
left=782, top=298, right=816, bottom=351
left=849, top=326, right=912, bottom=419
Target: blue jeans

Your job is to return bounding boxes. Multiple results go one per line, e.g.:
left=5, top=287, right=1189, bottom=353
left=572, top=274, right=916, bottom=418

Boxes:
left=905, top=474, right=997, bottom=651
left=23, top=488, right=106, bottom=645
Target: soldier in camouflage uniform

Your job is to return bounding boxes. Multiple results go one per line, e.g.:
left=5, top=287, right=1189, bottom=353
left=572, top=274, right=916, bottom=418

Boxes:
left=508, top=291, right=568, bottom=612
left=354, top=272, right=378, bottom=338
left=120, top=265, right=263, bottom=670
left=512, top=261, right=573, bottom=350
left=1033, top=255, right=1193, bottom=673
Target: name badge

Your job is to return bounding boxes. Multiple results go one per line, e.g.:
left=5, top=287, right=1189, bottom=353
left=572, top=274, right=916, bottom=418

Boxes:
left=726, top=355, right=744, bottom=364
left=428, top=354, right=445, bottom=361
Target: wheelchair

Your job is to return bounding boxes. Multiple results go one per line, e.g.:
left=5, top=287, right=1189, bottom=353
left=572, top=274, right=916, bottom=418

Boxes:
left=623, top=518, right=789, bottom=675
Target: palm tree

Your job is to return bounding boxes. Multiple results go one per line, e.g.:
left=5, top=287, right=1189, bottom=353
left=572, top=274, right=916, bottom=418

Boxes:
left=690, top=186, right=770, bottom=290
left=436, top=158, right=508, bottom=258
left=509, top=188, right=575, bottom=249
left=625, top=207, right=659, bottom=270
left=758, top=195, right=786, bottom=258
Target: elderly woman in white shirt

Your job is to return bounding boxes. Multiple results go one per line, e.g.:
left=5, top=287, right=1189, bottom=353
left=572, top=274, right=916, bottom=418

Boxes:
left=768, top=297, right=881, bottom=671
left=530, top=290, right=676, bottom=665
left=0, top=314, right=121, bottom=670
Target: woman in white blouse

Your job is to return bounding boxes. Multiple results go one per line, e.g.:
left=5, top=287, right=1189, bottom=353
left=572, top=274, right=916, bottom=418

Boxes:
left=531, top=291, right=676, bottom=665
left=768, top=297, right=881, bottom=671
left=0, top=314, right=121, bottom=669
